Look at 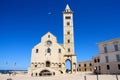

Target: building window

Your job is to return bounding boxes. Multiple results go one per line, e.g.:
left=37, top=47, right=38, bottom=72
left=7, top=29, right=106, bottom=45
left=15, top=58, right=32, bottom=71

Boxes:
left=68, top=48, right=70, bottom=52
left=90, top=63, right=92, bottom=66
left=107, top=65, right=110, bottom=70
left=98, top=59, right=100, bottom=62
left=68, top=39, right=70, bottom=43
left=99, top=66, right=101, bottom=70
left=67, top=22, right=70, bottom=26
left=58, top=49, right=61, bottom=53
left=47, top=48, right=51, bottom=53
left=114, top=44, right=119, bottom=51
left=84, top=64, right=86, bottom=67
left=118, top=64, right=120, bottom=70
left=90, top=68, right=92, bottom=71
left=67, top=31, right=70, bottom=35
left=65, top=16, right=71, bottom=19
left=94, top=59, right=97, bottom=63
left=79, top=64, right=81, bottom=67
left=105, top=56, right=109, bottom=63
left=85, top=68, right=86, bottom=71
left=36, top=49, right=39, bottom=53
left=104, top=46, right=108, bottom=53
left=79, top=69, right=81, bottom=71
left=116, top=54, right=120, bottom=62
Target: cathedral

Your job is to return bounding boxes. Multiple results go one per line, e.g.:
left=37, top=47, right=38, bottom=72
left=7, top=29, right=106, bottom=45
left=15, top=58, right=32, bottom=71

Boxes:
left=28, top=4, right=77, bottom=76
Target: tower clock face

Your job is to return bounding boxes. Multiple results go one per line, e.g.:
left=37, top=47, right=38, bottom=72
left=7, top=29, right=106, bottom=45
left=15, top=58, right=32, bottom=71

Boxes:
left=47, top=40, right=52, bottom=46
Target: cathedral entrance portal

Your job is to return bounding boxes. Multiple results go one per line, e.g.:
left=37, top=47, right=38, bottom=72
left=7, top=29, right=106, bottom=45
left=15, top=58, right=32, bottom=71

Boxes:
left=39, top=70, right=52, bottom=76
left=65, top=59, right=72, bottom=73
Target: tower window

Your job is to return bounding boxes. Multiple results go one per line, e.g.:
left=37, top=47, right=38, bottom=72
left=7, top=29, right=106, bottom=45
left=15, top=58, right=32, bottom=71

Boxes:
left=68, top=48, right=70, bottom=52
left=67, top=31, right=70, bottom=35
left=47, top=48, right=51, bottom=53
left=114, top=44, right=119, bottom=51
left=67, top=22, right=70, bottom=26
left=68, top=39, right=70, bottom=43
left=58, top=49, right=61, bottom=53
left=65, top=16, right=71, bottom=19
left=36, top=49, right=39, bottom=53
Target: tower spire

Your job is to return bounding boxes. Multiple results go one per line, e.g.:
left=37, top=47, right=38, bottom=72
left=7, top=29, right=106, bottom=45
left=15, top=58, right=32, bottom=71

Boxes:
left=66, top=4, right=70, bottom=10
left=64, top=4, right=72, bottom=13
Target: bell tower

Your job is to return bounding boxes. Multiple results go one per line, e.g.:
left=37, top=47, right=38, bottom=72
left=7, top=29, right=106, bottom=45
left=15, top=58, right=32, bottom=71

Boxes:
left=63, top=4, right=74, bottom=54
left=63, top=4, right=77, bottom=73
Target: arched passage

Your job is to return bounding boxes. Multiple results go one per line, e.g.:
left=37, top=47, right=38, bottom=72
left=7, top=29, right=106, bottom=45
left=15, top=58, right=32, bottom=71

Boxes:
left=65, top=59, right=72, bottom=73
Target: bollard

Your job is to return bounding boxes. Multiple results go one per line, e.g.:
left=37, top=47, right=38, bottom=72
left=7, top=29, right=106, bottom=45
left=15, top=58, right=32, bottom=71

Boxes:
left=84, top=75, right=86, bottom=80
left=96, top=74, right=99, bottom=80
left=116, top=74, right=118, bottom=80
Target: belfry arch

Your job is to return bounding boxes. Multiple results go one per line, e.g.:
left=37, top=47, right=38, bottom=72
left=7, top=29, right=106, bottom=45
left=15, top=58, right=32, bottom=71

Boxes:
left=64, top=55, right=77, bottom=73
left=65, top=59, right=72, bottom=73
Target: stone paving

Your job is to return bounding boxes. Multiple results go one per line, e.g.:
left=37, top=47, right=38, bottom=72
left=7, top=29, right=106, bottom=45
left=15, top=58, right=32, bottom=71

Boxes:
left=0, top=72, right=120, bottom=80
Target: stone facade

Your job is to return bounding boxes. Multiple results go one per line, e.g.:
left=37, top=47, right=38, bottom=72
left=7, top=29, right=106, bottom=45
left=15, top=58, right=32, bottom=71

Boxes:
left=78, top=61, right=93, bottom=72
left=94, top=38, right=120, bottom=74
left=28, top=4, right=77, bottom=76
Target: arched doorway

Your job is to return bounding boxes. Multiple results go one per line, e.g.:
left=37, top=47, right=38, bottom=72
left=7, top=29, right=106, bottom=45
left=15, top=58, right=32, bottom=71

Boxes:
left=65, top=59, right=72, bottom=73
left=39, top=70, right=52, bottom=76
left=46, top=61, right=50, bottom=67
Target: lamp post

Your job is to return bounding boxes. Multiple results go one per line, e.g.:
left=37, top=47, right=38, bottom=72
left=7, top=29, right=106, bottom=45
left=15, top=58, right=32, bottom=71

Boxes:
left=116, top=73, right=118, bottom=80
left=94, top=67, right=98, bottom=80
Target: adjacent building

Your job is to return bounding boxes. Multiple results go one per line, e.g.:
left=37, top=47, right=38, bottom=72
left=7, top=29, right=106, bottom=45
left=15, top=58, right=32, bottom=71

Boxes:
left=93, top=38, right=120, bottom=74
left=78, top=61, right=93, bottom=72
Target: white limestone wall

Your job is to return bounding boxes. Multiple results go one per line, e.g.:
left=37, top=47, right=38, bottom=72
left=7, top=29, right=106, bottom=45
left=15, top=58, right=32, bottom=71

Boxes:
left=31, top=32, right=66, bottom=64
left=98, top=38, right=120, bottom=54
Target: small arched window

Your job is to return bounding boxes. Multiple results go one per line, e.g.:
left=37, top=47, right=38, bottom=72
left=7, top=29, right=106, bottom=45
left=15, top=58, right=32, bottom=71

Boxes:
left=47, top=48, right=51, bottom=53
left=36, top=49, right=39, bottom=53
left=68, top=39, right=70, bottom=43
left=58, top=49, right=61, bottom=53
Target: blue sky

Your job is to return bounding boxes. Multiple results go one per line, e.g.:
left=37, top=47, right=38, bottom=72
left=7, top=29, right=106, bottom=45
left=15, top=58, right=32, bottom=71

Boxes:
left=0, top=0, right=120, bottom=70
